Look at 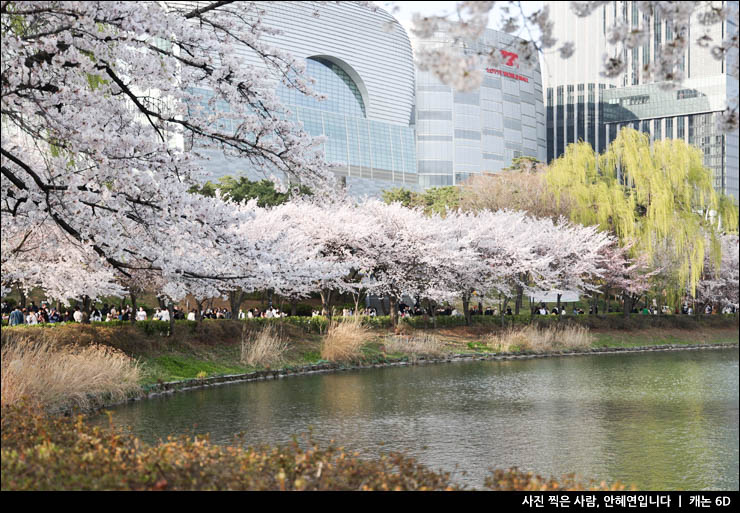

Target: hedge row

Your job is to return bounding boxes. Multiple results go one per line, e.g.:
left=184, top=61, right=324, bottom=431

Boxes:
left=3, top=312, right=737, bottom=334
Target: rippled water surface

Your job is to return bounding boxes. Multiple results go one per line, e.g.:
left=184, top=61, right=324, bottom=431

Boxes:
left=98, top=349, right=739, bottom=490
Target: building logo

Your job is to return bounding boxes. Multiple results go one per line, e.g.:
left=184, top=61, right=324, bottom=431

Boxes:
left=500, top=50, right=518, bottom=67
left=485, top=49, right=528, bottom=83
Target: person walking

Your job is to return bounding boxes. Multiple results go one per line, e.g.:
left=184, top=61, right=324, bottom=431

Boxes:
left=9, top=306, right=24, bottom=326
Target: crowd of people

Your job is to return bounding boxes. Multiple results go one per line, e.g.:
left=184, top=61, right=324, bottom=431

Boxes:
left=2, top=297, right=738, bottom=327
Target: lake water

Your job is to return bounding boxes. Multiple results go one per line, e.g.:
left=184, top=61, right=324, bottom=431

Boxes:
left=97, top=348, right=739, bottom=490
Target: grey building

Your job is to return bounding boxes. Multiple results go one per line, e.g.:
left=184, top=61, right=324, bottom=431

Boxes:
left=414, top=29, right=547, bottom=187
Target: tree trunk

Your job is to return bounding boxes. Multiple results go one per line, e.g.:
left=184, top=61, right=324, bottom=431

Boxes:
left=556, top=293, right=562, bottom=314
left=195, top=299, right=204, bottom=323
left=462, top=292, right=471, bottom=326
left=352, top=291, right=362, bottom=315
left=130, top=292, right=137, bottom=323
left=18, top=287, right=26, bottom=308
left=515, top=285, right=523, bottom=315
left=228, top=289, right=245, bottom=320
left=426, top=298, right=437, bottom=329
left=389, top=296, right=398, bottom=327
left=500, top=297, right=509, bottom=328
left=290, top=298, right=298, bottom=317
left=623, top=292, right=632, bottom=317
left=320, top=289, right=333, bottom=317
left=167, top=301, right=175, bottom=337
left=377, top=296, right=386, bottom=316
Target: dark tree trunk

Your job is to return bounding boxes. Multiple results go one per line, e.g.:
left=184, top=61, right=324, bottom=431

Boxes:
left=267, top=288, right=274, bottom=310
left=130, top=292, right=137, bottom=323
left=195, top=299, right=204, bottom=323
left=500, top=297, right=509, bottom=328
left=377, top=297, right=387, bottom=316
left=426, top=298, right=437, bottom=329
left=290, top=298, right=298, bottom=317
left=228, top=289, right=245, bottom=320
left=389, top=296, right=398, bottom=327
left=556, top=293, right=562, bottom=314
left=18, top=287, right=26, bottom=308
left=462, top=292, right=471, bottom=326
left=167, top=301, right=175, bottom=337
left=623, top=292, right=632, bottom=317
left=515, top=285, right=523, bottom=315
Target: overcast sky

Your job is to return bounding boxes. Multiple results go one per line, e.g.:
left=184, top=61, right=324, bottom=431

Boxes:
left=376, top=1, right=545, bottom=43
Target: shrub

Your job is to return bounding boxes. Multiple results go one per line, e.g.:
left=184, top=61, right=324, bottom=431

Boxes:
left=1, top=338, right=141, bottom=413
left=486, top=325, right=593, bottom=353
left=485, top=467, right=629, bottom=491
left=320, top=318, right=368, bottom=362
left=240, top=324, right=289, bottom=367
left=0, top=403, right=460, bottom=491
left=0, top=404, right=629, bottom=491
left=383, top=334, right=446, bottom=359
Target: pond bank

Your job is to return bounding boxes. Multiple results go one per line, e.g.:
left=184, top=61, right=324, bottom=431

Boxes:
left=136, top=341, right=738, bottom=405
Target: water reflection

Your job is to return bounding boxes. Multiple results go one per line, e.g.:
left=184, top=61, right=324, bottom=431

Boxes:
left=98, top=349, right=739, bottom=490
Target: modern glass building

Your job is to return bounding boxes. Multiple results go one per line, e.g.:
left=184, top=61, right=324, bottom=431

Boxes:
left=602, top=75, right=738, bottom=199
left=189, top=1, right=420, bottom=197
left=415, top=29, right=547, bottom=187
left=543, top=0, right=739, bottom=202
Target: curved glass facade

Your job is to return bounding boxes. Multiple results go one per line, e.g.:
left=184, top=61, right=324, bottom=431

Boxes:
left=189, top=2, right=419, bottom=196
left=279, top=58, right=366, bottom=118
left=276, top=57, right=417, bottom=185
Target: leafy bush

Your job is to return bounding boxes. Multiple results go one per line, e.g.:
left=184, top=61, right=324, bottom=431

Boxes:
left=485, top=467, right=629, bottom=491
left=1, top=403, right=459, bottom=491
left=1, top=404, right=629, bottom=490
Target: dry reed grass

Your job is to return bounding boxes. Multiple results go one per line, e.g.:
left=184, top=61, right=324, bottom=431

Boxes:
left=240, top=324, right=289, bottom=367
left=383, top=333, right=446, bottom=358
left=1, top=337, right=141, bottom=412
left=486, top=325, right=593, bottom=353
left=320, top=317, right=368, bottom=362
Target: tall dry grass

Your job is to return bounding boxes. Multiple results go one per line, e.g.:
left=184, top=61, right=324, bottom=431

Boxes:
left=486, top=325, right=593, bottom=353
left=320, top=318, right=368, bottom=362
left=1, top=337, right=141, bottom=412
left=240, top=324, right=289, bottom=367
left=383, top=333, right=446, bottom=358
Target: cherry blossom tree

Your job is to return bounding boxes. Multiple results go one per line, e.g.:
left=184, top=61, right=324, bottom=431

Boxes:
left=696, top=234, right=740, bottom=311
left=1, top=1, right=331, bottom=300
left=598, top=241, right=657, bottom=315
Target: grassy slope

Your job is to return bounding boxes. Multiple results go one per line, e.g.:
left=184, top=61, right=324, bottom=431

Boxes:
left=3, top=320, right=737, bottom=386
left=107, top=325, right=740, bottom=385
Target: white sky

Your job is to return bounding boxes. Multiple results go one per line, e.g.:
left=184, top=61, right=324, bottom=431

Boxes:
left=374, top=1, right=545, bottom=44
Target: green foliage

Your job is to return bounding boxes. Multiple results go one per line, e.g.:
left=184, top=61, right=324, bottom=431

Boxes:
left=188, top=181, right=218, bottom=197
left=382, top=186, right=460, bottom=216
left=188, top=176, right=311, bottom=207
left=546, top=127, right=739, bottom=298
left=501, top=155, right=542, bottom=172
left=144, top=355, right=248, bottom=382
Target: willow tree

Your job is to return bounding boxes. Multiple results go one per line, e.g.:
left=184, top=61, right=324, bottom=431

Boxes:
left=546, top=128, right=738, bottom=304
